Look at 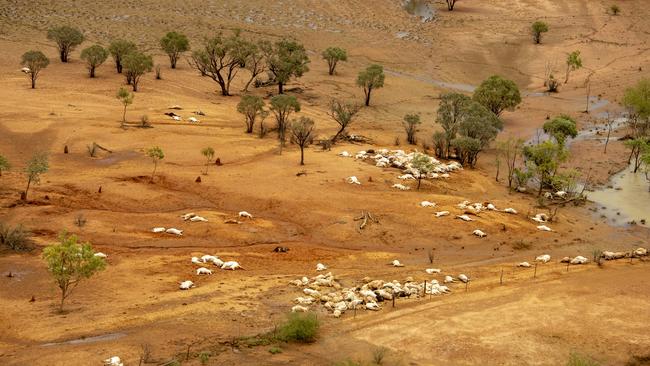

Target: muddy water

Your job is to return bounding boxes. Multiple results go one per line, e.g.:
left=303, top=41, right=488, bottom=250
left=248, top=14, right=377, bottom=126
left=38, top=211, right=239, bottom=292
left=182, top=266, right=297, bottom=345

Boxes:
left=588, top=163, right=650, bottom=227
left=403, top=0, right=435, bottom=22
left=41, top=332, right=126, bottom=347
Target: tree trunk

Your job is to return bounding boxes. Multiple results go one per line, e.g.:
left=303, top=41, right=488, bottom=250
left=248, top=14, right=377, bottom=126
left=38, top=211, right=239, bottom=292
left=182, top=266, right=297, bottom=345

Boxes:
left=122, top=105, right=127, bottom=126
left=31, top=75, right=36, bottom=89
left=60, top=48, right=67, bottom=62
left=24, top=178, right=32, bottom=200
left=328, top=61, right=335, bottom=75
left=300, top=146, right=305, bottom=165
left=604, top=128, right=611, bottom=153
left=417, top=177, right=422, bottom=190
left=278, top=82, right=284, bottom=94
left=243, top=76, right=255, bottom=92
left=132, top=80, right=138, bottom=92
left=59, top=290, right=66, bottom=312
left=170, top=55, right=177, bottom=69
left=364, top=88, right=371, bottom=106
left=151, top=162, right=157, bottom=181
left=116, top=61, right=122, bottom=74
left=90, top=66, right=95, bottom=78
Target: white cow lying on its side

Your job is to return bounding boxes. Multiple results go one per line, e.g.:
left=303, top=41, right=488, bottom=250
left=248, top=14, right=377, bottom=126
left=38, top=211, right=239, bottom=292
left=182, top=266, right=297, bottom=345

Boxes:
left=166, top=228, right=183, bottom=236
left=179, top=280, right=194, bottom=290
left=152, top=227, right=166, bottom=233
left=238, top=211, right=253, bottom=219
left=435, top=211, right=450, bottom=218
left=196, top=267, right=213, bottom=275
left=347, top=176, right=361, bottom=185
left=221, top=261, right=242, bottom=270
left=473, top=229, right=487, bottom=237
left=420, top=200, right=436, bottom=208
left=535, top=254, right=551, bottom=263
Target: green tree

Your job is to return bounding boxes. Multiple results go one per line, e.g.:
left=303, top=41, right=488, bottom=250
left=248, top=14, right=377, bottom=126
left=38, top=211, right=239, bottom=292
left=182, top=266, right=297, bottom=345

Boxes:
left=290, top=117, right=315, bottom=165
left=624, top=138, right=650, bottom=173
left=445, top=0, right=458, bottom=11
left=403, top=113, right=421, bottom=145
left=201, top=147, right=215, bottom=175
left=609, top=5, right=620, bottom=15
left=436, top=92, right=472, bottom=158
left=410, top=152, right=434, bottom=189
left=160, top=31, right=190, bottom=69
left=123, top=51, right=153, bottom=92
left=564, top=50, right=582, bottom=83
left=496, top=137, right=524, bottom=190
left=237, top=95, right=266, bottom=133
left=23, top=152, right=49, bottom=201
left=531, top=21, right=549, bottom=44
left=357, top=64, right=385, bottom=106
left=623, top=79, right=650, bottom=137
left=454, top=101, right=503, bottom=167
left=242, top=40, right=267, bottom=92
left=523, top=140, right=568, bottom=196
left=146, top=146, right=164, bottom=181
left=0, top=154, right=10, bottom=177
left=47, top=26, right=84, bottom=62
left=328, top=100, right=361, bottom=142
left=270, top=95, right=301, bottom=148
left=80, top=45, right=108, bottom=78
left=543, top=115, right=578, bottom=147
left=322, top=47, right=347, bottom=75
left=108, top=39, right=137, bottom=74
left=43, top=232, right=106, bottom=312
left=116, top=87, right=134, bottom=128
left=452, top=136, right=482, bottom=168
left=20, top=50, right=49, bottom=89
left=263, top=39, right=310, bottom=94
left=473, top=75, right=522, bottom=116
left=190, top=31, right=251, bottom=96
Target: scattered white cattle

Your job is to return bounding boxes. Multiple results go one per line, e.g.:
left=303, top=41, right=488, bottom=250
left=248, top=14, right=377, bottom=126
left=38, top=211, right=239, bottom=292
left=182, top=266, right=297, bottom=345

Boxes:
left=420, top=200, right=436, bottom=208
left=20, top=67, right=31, bottom=74
left=634, top=247, right=648, bottom=257
left=190, top=216, right=208, bottom=222
left=172, top=115, right=181, bottom=121
left=555, top=191, right=567, bottom=198
left=537, top=225, right=552, bottom=232
left=444, top=275, right=454, bottom=283
left=570, top=256, right=588, bottom=265
left=316, top=263, right=327, bottom=271
left=211, top=258, right=224, bottom=267
left=486, top=203, right=497, bottom=211
left=473, top=229, right=487, bottom=237
left=152, top=227, right=166, bottom=233
left=365, top=302, right=380, bottom=311
left=458, top=274, right=469, bottom=283
left=391, top=260, right=404, bottom=267
left=191, top=257, right=202, bottom=265
left=602, top=251, right=626, bottom=260
left=392, top=183, right=410, bottom=190
left=398, top=174, right=415, bottom=180
left=291, top=305, right=309, bottom=313
left=94, top=252, right=107, bottom=259
left=504, top=208, right=518, bottom=214
left=294, top=297, right=314, bottom=305
left=517, top=262, right=531, bottom=268
left=104, top=356, right=123, bottom=366
left=196, top=267, right=213, bottom=275
left=201, top=255, right=219, bottom=263
left=531, top=213, right=549, bottom=223
left=425, top=268, right=441, bottom=274
left=166, top=228, right=183, bottom=236
left=347, top=176, right=361, bottom=185
left=435, top=211, right=450, bottom=218
left=221, top=261, right=242, bottom=270
left=339, top=151, right=351, bottom=157
left=535, top=254, right=551, bottom=263
left=456, top=215, right=473, bottom=222
left=181, top=213, right=196, bottom=220
left=238, top=211, right=253, bottom=219
left=179, top=280, right=194, bottom=290
left=188, top=117, right=199, bottom=123
left=303, top=288, right=320, bottom=297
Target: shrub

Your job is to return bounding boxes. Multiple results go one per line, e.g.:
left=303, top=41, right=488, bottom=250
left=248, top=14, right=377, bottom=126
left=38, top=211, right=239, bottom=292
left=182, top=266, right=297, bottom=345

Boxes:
left=198, top=351, right=211, bottom=365
left=268, top=346, right=282, bottom=354
left=372, top=346, right=388, bottom=365
left=609, top=5, right=620, bottom=15
left=567, top=352, right=600, bottom=366
left=0, top=223, right=30, bottom=251
left=531, top=21, right=549, bottom=44
left=277, top=312, right=319, bottom=343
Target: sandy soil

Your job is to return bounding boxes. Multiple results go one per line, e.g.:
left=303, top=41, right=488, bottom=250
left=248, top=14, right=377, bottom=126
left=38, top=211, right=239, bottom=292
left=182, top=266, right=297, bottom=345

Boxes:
left=0, top=1, right=649, bottom=365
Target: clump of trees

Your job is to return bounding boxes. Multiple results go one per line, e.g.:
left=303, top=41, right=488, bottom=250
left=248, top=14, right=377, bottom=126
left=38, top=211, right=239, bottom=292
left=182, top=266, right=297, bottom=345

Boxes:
left=435, top=92, right=503, bottom=166
left=564, top=50, right=582, bottom=84
left=622, top=79, right=650, bottom=173
left=328, top=100, right=361, bottom=142
left=237, top=95, right=267, bottom=133
left=523, top=140, right=569, bottom=196
left=543, top=115, right=578, bottom=147
left=23, top=152, right=49, bottom=200
left=290, top=117, right=315, bottom=165
left=80, top=45, right=108, bottom=78
left=403, top=113, right=421, bottom=145
left=531, top=21, right=549, bottom=44
left=21, top=51, right=49, bottom=89
left=43, top=232, right=106, bottom=312
left=116, top=87, right=134, bottom=128
left=146, top=146, right=164, bottom=181
left=357, top=64, right=385, bottom=106
left=473, top=75, right=522, bottom=116
left=321, top=47, right=347, bottom=75
left=263, top=38, right=310, bottom=94
left=160, top=32, right=189, bottom=69
left=47, top=26, right=84, bottom=62
left=270, top=95, right=301, bottom=149
left=496, top=137, right=525, bottom=190
left=108, top=39, right=137, bottom=74
left=123, top=51, right=153, bottom=91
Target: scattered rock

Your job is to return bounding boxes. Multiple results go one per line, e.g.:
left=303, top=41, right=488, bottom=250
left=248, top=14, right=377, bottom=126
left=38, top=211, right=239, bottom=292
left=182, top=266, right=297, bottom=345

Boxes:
left=195, top=176, right=202, bottom=183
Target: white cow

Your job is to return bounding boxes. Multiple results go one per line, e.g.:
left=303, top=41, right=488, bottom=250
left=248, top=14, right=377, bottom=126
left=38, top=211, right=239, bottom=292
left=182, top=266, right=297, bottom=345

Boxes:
left=179, top=280, right=194, bottom=290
